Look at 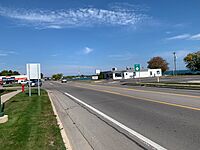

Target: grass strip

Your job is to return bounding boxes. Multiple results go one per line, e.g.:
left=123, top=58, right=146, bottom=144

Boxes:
left=123, top=82, right=200, bottom=90
left=0, top=89, right=65, bottom=150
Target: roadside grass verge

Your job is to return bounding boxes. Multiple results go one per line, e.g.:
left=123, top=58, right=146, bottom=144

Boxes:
left=123, top=82, right=200, bottom=90
left=0, top=89, right=65, bottom=150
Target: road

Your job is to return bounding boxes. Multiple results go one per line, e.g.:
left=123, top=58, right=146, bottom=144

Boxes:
left=44, top=81, right=200, bottom=150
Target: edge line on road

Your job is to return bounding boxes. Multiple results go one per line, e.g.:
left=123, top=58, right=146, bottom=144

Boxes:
left=64, top=92, right=167, bottom=150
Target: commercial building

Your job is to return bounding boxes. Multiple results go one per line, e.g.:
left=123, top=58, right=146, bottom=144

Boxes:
left=100, top=68, right=162, bottom=80
left=0, top=75, right=28, bottom=84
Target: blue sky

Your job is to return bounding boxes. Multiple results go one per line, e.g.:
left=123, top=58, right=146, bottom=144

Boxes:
left=0, top=0, right=200, bottom=76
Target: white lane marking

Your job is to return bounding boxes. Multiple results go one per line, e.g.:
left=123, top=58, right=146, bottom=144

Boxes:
left=64, top=92, right=167, bottom=150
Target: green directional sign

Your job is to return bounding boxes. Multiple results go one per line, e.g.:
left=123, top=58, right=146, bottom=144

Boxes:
left=134, top=64, right=140, bottom=72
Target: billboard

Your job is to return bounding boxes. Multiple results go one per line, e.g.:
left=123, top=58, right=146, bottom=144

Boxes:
left=26, top=64, right=41, bottom=80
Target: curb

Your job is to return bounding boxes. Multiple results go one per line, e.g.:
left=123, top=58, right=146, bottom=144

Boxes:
left=47, top=90, right=72, bottom=150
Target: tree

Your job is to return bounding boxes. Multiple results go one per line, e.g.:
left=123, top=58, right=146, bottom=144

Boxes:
left=147, top=56, right=169, bottom=72
left=98, top=72, right=104, bottom=79
left=184, top=51, right=200, bottom=71
left=52, top=73, right=63, bottom=80
left=0, top=70, right=20, bottom=76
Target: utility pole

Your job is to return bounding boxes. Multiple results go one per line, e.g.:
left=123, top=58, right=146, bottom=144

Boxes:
left=173, top=52, right=176, bottom=76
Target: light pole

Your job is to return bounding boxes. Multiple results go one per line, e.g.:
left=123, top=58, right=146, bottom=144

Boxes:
left=173, top=52, right=176, bottom=76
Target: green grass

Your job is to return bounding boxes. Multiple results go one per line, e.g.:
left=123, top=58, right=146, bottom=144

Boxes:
left=0, top=89, right=65, bottom=150
left=123, top=82, right=200, bottom=90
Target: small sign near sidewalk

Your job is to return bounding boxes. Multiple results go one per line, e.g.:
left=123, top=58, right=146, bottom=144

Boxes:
left=26, top=63, right=41, bottom=96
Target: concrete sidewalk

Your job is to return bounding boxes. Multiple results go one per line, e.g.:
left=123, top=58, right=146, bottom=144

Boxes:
left=47, top=89, right=143, bottom=150
left=1, top=90, right=21, bottom=103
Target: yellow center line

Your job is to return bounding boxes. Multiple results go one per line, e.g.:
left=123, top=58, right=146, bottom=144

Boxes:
left=77, top=82, right=200, bottom=99
left=72, top=84, right=200, bottom=111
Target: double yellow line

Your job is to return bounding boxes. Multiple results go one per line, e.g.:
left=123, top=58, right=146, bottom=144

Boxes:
left=73, top=83, right=200, bottom=111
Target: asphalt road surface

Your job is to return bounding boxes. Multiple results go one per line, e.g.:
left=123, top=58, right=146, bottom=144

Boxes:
left=44, top=81, right=200, bottom=150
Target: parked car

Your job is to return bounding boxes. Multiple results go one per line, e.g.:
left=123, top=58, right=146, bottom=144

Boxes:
left=61, top=79, right=67, bottom=83
left=28, top=79, right=42, bottom=87
left=20, top=80, right=28, bottom=85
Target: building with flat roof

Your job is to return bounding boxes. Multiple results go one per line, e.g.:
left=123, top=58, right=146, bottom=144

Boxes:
left=100, top=68, right=162, bottom=80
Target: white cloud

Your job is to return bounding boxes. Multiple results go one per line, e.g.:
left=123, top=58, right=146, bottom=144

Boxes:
left=0, top=5, right=148, bottom=29
left=108, top=52, right=137, bottom=61
left=83, top=47, right=93, bottom=54
left=190, top=33, right=200, bottom=40
left=0, top=50, right=17, bottom=56
left=166, top=33, right=200, bottom=41
left=165, top=31, right=171, bottom=34
left=44, top=64, right=96, bottom=76
left=0, top=53, right=8, bottom=56
left=51, top=54, right=59, bottom=57
left=166, top=34, right=190, bottom=40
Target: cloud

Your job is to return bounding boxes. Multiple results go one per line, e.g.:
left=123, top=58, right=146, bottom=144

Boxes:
left=0, top=5, right=149, bottom=29
left=166, top=34, right=190, bottom=40
left=190, top=33, right=200, bottom=40
left=44, top=64, right=96, bottom=76
left=0, top=50, right=17, bottom=56
left=108, top=52, right=137, bottom=61
left=166, top=33, right=200, bottom=41
left=51, top=54, right=59, bottom=57
left=0, top=53, right=8, bottom=56
left=83, top=47, right=93, bottom=54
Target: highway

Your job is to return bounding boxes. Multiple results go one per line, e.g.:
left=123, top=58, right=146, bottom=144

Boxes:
left=44, top=81, right=200, bottom=150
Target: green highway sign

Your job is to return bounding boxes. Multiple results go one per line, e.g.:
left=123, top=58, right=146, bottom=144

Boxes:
left=134, top=64, right=140, bottom=72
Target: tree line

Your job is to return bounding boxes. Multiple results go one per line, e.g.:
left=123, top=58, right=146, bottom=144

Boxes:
left=0, top=70, right=20, bottom=76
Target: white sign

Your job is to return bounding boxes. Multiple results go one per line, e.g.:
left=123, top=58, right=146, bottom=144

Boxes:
left=26, top=63, right=41, bottom=96
left=95, top=69, right=101, bottom=75
left=26, top=64, right=41, bottom=80
left=92, top=76, right=98, bottom=80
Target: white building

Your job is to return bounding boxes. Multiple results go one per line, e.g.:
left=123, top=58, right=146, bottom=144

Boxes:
left=134, top=69, right=162, bottom=78
left=0, top=75, right=28, bottom=83
left=101, top=68, right=162, bottom=80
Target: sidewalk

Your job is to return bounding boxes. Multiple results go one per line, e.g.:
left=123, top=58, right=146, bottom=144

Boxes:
left=47, top=89, right=143, bottom=150
left=1, top=90, right=21, bottom=103
left=47, top=90, right=91, bottom=150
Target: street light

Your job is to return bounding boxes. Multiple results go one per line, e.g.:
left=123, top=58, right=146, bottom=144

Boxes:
left=173, top=52, right=176, bottom=76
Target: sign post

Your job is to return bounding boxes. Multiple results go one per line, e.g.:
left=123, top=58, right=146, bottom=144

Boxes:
left=26, top=63, right=41, bottom=96
left=134, top=64, right=141, bottom=81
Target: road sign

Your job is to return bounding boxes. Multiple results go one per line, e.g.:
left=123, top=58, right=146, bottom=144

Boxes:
left=26, top=63, right=41, bottom=96
left=134, top=64, right=140, bottom=72
left=26, top=64, right=41, bottom=80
